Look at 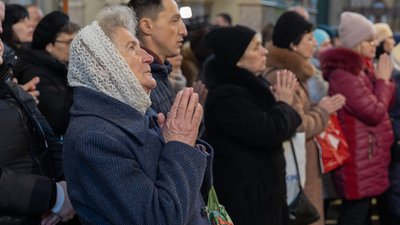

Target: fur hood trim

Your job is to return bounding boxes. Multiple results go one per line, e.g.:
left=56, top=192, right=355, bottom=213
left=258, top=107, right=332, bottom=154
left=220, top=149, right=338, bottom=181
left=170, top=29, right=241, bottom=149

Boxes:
left=266, top=44, right=316, bottom=82
left=319, top=48, right=365, bottom=80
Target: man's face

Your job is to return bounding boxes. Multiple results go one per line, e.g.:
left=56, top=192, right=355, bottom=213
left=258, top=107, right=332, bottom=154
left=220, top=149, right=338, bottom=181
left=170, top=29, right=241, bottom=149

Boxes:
left=147, top=0, right=187, bottom=62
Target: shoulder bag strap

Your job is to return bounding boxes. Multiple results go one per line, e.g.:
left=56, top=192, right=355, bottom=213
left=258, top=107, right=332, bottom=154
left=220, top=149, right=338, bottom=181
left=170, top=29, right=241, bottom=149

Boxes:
left=289, top=139, right=303, bottom=191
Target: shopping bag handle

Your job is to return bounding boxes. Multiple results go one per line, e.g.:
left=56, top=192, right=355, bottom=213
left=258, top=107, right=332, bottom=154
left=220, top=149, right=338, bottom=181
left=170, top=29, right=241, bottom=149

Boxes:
left=289, top=139, right=303, bottom=191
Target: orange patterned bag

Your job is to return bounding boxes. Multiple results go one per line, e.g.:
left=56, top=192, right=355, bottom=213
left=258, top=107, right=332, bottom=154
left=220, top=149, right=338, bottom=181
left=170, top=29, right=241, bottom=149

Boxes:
left=316, top=114, right=351, bottom=173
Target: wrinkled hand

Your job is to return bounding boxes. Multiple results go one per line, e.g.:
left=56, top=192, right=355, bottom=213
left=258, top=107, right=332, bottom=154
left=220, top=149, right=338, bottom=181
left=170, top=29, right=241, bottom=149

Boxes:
left=271, top=70, right=298, bottom=105
left=318, top=94, right=346, bottom=114
left=375, top=53, right=393, bottom=81
left=157, top=88, right=203, bottom=146
left=192, top=80, right=208, bottom=107
left=13, top=76, right=40, bottom=104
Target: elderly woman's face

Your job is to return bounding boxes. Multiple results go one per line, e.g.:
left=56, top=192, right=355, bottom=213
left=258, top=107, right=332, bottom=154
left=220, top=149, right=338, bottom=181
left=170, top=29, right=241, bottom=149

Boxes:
left=113, top=27, right=155, bottom=93
left=236, top=34, right=268, bottom=75
left=357, top=37, right=377, bottom=59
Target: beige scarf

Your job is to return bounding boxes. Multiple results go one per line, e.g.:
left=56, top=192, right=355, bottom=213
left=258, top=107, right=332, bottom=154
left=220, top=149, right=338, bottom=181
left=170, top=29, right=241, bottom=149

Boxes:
left=68, top=21, right=151, bottom=115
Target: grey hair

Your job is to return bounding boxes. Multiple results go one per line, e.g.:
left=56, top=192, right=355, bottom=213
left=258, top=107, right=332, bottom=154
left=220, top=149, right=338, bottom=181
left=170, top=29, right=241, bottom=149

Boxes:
left=95, top=5, right=137, bottom=41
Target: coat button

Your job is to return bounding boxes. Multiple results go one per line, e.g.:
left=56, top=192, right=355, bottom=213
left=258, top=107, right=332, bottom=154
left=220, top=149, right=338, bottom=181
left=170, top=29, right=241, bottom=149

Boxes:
left=201, top=206, right=208, bottom=218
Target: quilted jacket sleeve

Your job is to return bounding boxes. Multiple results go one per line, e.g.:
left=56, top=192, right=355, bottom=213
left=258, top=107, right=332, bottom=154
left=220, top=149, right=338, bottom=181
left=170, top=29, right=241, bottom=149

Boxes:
left=0, top=167, right=55, bottom=216
left=329, top=69, right=395, bottom=126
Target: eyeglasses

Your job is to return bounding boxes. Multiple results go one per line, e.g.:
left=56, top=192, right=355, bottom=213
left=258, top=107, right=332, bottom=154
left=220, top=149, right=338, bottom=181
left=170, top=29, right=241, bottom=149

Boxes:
left=363, top=39, right=377, bottom=46
left=54, top=39, right=73, bottom=45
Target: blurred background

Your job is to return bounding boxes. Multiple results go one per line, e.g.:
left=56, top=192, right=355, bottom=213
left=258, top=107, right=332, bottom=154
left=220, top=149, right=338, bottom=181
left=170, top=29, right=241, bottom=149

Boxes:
left=3, top=0, right=400, bottom=35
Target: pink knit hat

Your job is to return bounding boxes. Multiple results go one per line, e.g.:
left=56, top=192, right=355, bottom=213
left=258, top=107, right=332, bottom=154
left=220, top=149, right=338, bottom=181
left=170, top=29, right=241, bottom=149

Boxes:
left=339, top=12, right=375, bottom=48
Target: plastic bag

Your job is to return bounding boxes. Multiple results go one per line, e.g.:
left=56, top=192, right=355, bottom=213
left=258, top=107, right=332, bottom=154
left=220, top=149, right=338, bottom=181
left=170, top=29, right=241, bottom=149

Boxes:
left=207, top=186, right=234, bottom=225
left=316, top=114, right=350, bottom=173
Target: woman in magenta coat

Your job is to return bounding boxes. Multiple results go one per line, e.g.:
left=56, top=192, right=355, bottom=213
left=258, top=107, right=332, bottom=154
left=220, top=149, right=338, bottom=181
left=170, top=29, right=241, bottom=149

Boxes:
left=320, top=12, right=395, bottom=225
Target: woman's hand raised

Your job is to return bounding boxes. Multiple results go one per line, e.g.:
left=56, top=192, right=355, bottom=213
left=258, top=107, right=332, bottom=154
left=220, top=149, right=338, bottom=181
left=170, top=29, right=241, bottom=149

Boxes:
left=318, top=94, right=346, bottom=114
left=375, top=53, right=393, bottom=82
left=157, top=88, right=203, bottom=146
left=272, top=69, right=298, bottom=105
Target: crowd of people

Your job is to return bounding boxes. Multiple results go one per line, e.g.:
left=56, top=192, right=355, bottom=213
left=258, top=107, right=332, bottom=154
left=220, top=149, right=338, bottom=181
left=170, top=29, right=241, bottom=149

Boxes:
left=0, top=0, right=400, bottom=225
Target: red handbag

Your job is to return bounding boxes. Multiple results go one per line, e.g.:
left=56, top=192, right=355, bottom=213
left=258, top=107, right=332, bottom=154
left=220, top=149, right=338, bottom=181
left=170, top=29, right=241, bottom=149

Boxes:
left=316, top=114, right=351, bottom=173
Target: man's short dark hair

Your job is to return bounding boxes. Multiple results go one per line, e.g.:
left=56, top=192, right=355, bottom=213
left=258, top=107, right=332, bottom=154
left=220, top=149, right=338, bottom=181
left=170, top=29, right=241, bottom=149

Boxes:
left=216, top=13, right=232, bottom=26
left=128, top=0, right=164, bottom=20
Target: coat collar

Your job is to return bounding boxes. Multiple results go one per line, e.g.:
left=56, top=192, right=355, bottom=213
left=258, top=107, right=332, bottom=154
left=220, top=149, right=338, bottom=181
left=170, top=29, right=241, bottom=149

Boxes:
left=20, top=49, right=68, bottom=76
left=266, top=44, right=316, bottom=82
left=71, top=87, right=153, bottom=145
left=150, top=60, right=172, bottom=80
left=319, top=47, right=365, bottom=81
left=205, top=56, right=275, bottom=102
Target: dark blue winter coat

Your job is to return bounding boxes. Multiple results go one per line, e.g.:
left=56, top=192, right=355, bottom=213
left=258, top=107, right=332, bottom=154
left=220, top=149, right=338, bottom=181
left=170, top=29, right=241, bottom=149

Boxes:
left=63, top=87, right=213, bottom=225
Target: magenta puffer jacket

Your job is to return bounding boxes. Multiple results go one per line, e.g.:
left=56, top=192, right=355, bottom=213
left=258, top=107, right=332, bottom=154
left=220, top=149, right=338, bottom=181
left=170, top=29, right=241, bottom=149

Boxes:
left=320, top=48, right=395, bottom=200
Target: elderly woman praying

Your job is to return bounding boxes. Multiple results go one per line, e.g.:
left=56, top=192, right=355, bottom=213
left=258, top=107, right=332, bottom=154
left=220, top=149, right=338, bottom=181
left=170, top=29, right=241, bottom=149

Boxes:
left=62, top=5, right=213, bottom=225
